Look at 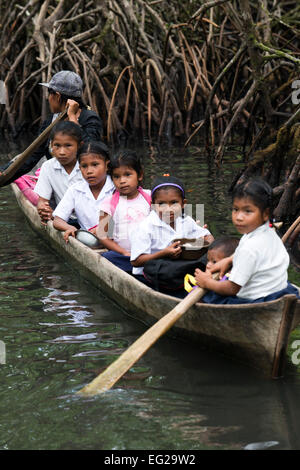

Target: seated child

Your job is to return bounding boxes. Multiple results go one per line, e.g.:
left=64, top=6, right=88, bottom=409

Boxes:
left=96, top=150, right=151, bottom=272
left=130, top=175, right=214, bottom=279
left=34, top=121, right=84, bottom=224
left=53, top=141, right=114, bottom=243
left=195, top=178, right=299, bottom=303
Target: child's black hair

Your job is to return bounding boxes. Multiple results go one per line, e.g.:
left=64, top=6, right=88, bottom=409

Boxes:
left=232, top=178, right=273, bottom=218
left=109, top=150, right=143, bottom=177
left=208, top=236, right=240, bottom=258
left=77, top=141, right=110, bottom=163
left=50, top=120, right=83, bottom=144
left=151, top=175, right=185, bottom=202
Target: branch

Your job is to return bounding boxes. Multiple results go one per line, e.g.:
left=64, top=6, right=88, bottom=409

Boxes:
left=254, top=40, right=300, bottom=65
left=189, top=0, right=231, bottom=22
left=44, top=0, right=67, bottom=30
left=215, top=80, right=258, bottom=163
left=273, top=154, right=300, bottom=220
left=203, top=41, right=247, bottom=129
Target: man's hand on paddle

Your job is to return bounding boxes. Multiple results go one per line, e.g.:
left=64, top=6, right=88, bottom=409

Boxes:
left=67, top=99, right=81, bottom=124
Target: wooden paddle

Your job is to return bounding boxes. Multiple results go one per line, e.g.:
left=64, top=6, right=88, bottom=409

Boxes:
left=77, top=276, right=217, bottom=396
left=0, top=108, right=68, bottom=187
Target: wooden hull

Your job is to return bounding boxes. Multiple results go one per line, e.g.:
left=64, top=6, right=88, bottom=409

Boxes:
left=12, top=184, right=300, bottom=378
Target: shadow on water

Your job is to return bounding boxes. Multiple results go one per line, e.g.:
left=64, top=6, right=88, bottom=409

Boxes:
left=0, top=141, right=300, bottom=450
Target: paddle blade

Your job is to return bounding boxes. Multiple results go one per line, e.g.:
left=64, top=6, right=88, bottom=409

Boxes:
left=77, top=286, right=206, bottom=396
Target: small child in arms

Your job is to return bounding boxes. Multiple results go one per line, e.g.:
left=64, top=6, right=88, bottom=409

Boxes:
left=205, top=237, right=240, bottom=273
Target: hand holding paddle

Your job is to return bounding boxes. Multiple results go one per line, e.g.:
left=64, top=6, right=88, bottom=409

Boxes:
left=77, top=273, right=219, bottom=396
left=208, top=255, right=233, bottom=279
left=67, top=99, right=82, bottom=123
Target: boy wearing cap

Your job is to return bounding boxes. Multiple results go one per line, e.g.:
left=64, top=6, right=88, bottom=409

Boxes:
left=0, top=70, right=103, bottom=185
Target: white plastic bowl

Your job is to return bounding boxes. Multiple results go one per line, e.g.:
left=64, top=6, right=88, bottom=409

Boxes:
left=75, top=229, right=101, bottom=248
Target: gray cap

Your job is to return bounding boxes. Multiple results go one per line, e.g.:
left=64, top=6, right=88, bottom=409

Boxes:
left=39, top=70, right=83, bottom=97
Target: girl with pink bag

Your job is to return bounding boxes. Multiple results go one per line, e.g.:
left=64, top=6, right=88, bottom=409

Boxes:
left=97, top=150, right=151, bottom=272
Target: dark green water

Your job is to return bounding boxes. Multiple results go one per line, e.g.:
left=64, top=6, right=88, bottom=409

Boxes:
left=0, top=141, right=300, bottom=450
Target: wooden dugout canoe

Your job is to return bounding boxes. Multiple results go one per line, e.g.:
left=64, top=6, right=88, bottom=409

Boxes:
left=11, top=183, right=300, bottom=379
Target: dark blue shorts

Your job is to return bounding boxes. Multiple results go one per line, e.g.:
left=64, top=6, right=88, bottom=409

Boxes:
left=202, top=282, right=300, bottom=304
left=101, top=250, right=132, bottom=273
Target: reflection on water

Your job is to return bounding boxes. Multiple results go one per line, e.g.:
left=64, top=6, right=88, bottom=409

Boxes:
left=0, top=141, right=300, bottom=450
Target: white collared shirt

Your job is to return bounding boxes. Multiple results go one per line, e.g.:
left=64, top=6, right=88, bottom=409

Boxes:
left=53, top=176, right=115, bottom=230
left=130, top=210, right=211, bottom=275
left=34, top=158, right=83, bottom=205
left=229, top=222, right=289, bottom=299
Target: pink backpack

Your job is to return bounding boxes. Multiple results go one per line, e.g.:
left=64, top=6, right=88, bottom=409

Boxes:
left=88, top=187, right=151, bottom=232
left=109, top=187, right=151, bottom=216
left=14, top=170, right=40, bottom=206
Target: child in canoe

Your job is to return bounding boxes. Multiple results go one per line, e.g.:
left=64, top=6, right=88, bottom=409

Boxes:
left=130, top=175, right=214, bottom=278
left=194, top=179, right=299, bottom=303
left=34, top=121, right=84, bottom=224
left=205, top=237, right=240, bottom=273
left=96, top=150, right=151, bottom=272
left=53, top=141, right=114, bottom=243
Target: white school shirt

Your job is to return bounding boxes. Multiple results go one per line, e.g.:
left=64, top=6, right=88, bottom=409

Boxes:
left=34, top=158, right=83, bottom=205
left=229, top=222, right=289, bottom=299
left=100, top=190, right=151, bottom=252
left=52, top=176, right=115, bottom=230
left=130, top=210, right=211, bottom=275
